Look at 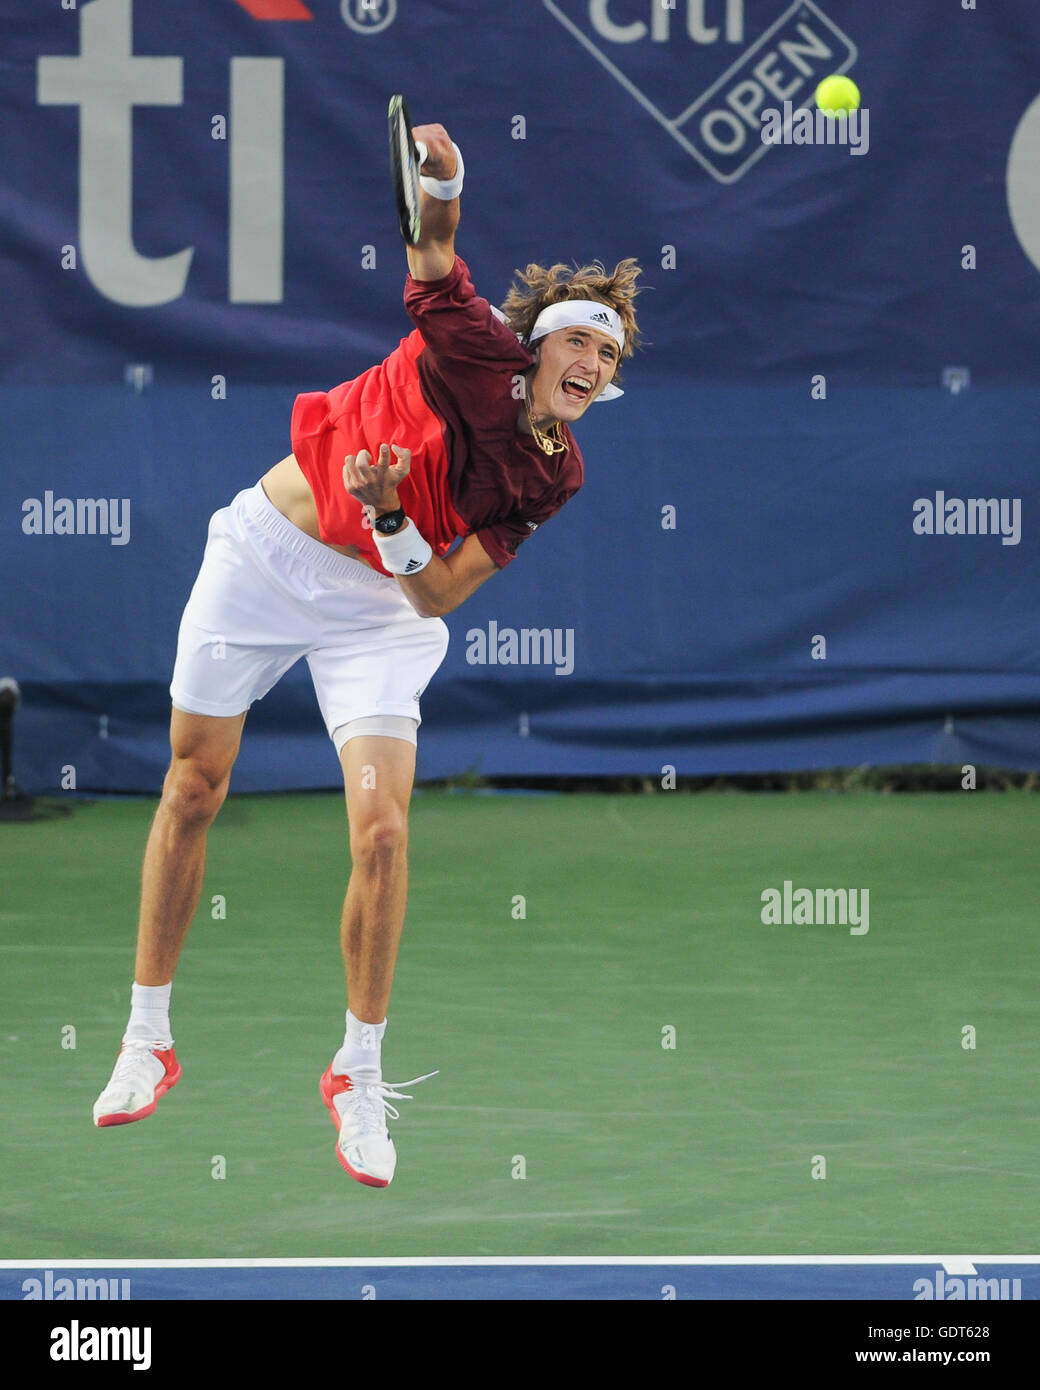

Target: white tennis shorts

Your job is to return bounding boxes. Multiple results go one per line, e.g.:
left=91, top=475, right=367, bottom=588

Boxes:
left=169, top=482, right=449, bottom=746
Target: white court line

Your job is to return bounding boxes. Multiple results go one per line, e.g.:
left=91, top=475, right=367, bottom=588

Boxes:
left=2, top=1256, right=1034, bottom=1270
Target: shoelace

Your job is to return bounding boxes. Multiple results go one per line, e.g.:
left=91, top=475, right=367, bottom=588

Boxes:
left=344, top=1071, right=439, bottom=1133
left=108, top=1044, right=167, bottom=1083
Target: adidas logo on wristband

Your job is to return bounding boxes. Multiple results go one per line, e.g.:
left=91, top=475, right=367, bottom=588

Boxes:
left=374, top=518, right=433, bottom=574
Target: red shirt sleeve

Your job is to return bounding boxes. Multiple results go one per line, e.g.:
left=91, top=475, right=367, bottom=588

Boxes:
left=404, top=256, right=533, bottom=379
left=403, top=255, right=584, bottom=568
left=471, top=469, right=583, bottom=568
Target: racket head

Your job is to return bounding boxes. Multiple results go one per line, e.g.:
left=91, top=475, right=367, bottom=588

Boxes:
left=388, top=94, right=422, bottom=246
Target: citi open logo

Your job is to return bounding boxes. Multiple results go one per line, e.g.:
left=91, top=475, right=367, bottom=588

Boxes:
left=542, top=1, right=857, bottom=183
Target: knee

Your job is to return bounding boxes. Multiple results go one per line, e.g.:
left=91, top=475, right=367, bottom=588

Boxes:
left=349, top=807, right=408, bottom=867
left=162, top=757, right=230, bottom=828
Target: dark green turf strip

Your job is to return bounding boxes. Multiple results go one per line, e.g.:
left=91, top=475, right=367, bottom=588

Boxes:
left=1, top=791, right=1037, bottom=1258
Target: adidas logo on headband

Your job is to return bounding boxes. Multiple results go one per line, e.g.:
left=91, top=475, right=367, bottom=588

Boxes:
left=491, top=298, right=627, bottom=402
left=525, top=300, right=625, bottom=351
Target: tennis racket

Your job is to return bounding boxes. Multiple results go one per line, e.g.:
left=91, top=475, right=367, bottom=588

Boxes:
left=388, top=94, right=426, bottom=246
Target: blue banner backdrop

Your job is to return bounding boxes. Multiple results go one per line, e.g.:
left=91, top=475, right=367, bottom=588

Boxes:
left=2, top=0, right=1039, bottom=790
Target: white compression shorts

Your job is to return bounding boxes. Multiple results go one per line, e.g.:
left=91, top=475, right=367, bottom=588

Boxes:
left=332, top=714, right=418, bottom=756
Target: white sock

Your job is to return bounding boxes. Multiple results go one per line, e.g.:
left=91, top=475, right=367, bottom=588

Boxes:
left=333, top=1010, right=386, bottom=1076
left=122, top=981, right=173, bottom=1049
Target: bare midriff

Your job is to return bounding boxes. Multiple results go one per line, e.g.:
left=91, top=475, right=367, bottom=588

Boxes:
left=259, top=454, right=374, bottom=567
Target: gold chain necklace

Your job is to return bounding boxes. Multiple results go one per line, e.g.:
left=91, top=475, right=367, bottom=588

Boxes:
left=524, top=389, right=566, bottom=456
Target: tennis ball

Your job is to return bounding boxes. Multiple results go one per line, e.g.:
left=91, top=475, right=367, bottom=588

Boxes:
left=815, top=74, right=861, bottom=117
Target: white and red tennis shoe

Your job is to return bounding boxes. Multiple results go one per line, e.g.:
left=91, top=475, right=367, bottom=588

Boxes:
left=319, top=1062, right=437, bottom=1187
left=93, top=1043, right=182, bottom=1127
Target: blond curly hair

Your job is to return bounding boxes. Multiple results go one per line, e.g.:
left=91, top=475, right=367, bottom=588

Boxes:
left=500, top=257, right=645, bottom=383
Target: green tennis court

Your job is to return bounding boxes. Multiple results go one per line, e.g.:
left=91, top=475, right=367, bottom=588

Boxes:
left=2, top=789, right=1037, bottom=1260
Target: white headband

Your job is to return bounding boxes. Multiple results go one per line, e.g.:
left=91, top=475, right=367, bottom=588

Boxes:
left=528, top=300, right=625, bottom=352
left=491, top=300, right=625, bottom=402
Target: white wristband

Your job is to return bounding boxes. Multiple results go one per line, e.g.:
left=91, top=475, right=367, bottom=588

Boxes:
left=373, top=520, right=434, bottom=575
left=418, top=141, right=465, bottom=201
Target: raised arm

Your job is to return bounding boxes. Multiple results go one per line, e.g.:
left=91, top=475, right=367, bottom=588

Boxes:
left=405, top=123, right=461, bottom=283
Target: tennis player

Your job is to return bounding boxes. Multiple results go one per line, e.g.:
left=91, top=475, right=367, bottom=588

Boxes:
left=92, top=122, right=643, bottom=1186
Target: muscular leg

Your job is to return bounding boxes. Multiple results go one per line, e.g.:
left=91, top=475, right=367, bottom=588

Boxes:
left=134, top=707, right=246, bottom=985
left=339, top=734, right=417, bottom=1024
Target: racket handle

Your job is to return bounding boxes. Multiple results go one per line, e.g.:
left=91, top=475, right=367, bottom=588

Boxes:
left=414, top=139, right=429, bottom=168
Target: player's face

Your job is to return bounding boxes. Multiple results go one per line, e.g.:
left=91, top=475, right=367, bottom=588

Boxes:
left=529, top=326, right=620, bottom=424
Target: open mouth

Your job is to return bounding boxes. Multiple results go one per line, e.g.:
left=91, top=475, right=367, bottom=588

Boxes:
left=561, top=376, right=592, bottom=403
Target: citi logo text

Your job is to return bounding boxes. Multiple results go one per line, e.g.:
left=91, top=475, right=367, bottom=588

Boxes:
left=544, top=1, right=858, bottom=184
left=38, top=0, right=285, bottom=307
left=576, top=0, right=746, bottom=46
left=39, top=0, right=398, bottom=306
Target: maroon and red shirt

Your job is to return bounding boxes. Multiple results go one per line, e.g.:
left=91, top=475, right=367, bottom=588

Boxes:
left=290, top=256, right=584, bottom=577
